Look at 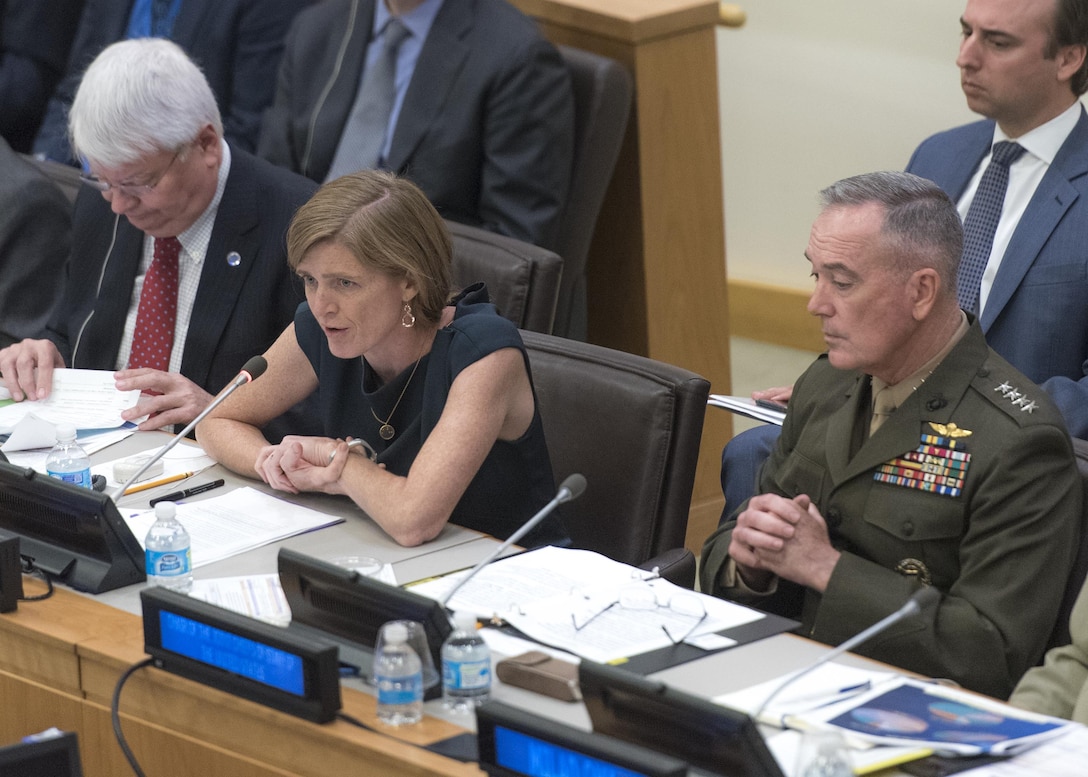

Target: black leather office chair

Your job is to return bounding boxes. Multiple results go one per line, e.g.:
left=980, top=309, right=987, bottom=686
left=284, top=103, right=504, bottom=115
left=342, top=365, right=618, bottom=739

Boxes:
left=1048, top=437, right=1088, bottom=650
left=447, top=220, right=563, bottom=334
left=553, top=46, right=633, bottom=341
left=521, top=331, right=709, bottom=586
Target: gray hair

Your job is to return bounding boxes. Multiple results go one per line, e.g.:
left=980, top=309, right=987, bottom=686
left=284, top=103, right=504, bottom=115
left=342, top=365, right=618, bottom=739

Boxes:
left=819, top=171, right=963, bottom=298
left=68, top=38, right=223, bottom=168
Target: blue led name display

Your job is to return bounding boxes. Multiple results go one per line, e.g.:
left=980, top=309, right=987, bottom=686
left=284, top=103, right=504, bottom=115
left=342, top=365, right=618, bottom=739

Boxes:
left=494, top=726, right=654, bottom=777
left=158, top=610, right=305, bottom=696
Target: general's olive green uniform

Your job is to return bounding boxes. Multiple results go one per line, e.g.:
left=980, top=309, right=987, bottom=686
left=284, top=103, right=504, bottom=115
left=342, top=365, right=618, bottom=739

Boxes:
left=701, top=322, right=1081, bottom=699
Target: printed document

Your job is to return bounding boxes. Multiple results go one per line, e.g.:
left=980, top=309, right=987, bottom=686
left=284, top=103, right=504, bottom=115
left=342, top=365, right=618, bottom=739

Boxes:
left=410, top=546, right=765, bottom=663
left=0, top=368, right=140, bottom=437
left=124, top=487, right=344, bottom=568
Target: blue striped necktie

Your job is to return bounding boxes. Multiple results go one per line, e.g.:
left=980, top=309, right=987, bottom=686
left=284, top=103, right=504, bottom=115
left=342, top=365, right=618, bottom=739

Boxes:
left=957, top=141, right=1026, bottom=314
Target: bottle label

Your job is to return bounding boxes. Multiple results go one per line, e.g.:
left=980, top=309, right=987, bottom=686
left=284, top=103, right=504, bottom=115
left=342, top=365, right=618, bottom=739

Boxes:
left=47, top=468, right=92, bottom=489
left=378, top=673, right=423, bottom=706
left=146, top=548, right=192, bottom=577
left=443, top=659, right=491, bottom=690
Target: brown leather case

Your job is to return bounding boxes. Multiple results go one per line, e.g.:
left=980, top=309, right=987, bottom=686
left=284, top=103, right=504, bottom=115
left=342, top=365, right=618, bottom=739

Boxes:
left=495, top=651, right=582, bottom=702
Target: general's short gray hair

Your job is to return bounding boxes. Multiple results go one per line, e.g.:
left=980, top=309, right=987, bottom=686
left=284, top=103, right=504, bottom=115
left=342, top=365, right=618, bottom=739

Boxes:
left=68, top=38, right=223, bottom=168
left=819, top=171, right=962, bottom=298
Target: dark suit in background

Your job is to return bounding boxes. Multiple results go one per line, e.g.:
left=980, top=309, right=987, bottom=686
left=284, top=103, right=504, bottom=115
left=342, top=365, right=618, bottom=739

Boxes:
left=33, top=0, right=304, bottom=163
left=907, top=108, right=1088, bottom=437
left=258, top=0, right=574, bottom=250
left=0, top=138, right=72, bottom=347
left=0, top=0, right=83, bottom=152
left=46, top=147, right=316, bottom=435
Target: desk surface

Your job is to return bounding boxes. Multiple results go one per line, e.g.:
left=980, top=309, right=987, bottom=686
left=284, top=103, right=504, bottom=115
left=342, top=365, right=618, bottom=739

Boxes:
left=1, top=431, right=924, bottom=777
left=96, top=434, right=504, bottom=615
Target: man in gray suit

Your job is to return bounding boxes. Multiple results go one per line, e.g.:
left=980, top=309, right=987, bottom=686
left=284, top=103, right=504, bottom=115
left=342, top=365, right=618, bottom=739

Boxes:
left=0, top=137, right=71, bottom=348
left=258, top=0, right=575, bottom=250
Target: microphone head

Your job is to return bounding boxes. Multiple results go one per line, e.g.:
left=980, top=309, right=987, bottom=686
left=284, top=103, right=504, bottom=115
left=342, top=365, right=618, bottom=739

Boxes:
left=239, top=355, right=268, bottom=382
left=557, top=473, right=587, bottom=503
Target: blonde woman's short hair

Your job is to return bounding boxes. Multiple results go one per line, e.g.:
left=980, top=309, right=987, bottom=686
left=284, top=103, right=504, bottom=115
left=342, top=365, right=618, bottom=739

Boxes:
left=287, top=171, right=453, bottom=322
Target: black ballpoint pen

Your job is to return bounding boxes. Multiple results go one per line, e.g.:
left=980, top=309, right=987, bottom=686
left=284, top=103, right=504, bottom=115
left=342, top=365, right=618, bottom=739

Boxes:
left=149, top=479, right=226, bottom=506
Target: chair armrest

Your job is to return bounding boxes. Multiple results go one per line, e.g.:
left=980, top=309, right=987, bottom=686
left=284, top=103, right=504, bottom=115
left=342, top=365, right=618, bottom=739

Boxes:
left=638, top=548, right=695, bottom=590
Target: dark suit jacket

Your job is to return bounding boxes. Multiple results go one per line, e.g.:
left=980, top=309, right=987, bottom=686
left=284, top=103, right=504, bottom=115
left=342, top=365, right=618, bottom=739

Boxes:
left=33, top=0, right=303, bottom=162
left=0, top=138, right=72, bottom=347
left=258, top=0, right=574, bottom=250
left=0, top=0, right=83, bottom=152
left=701, top=322, right=1082, bottom=698
left=907, top=109, right=1088, bottom=437
left=46, top=146, right=317, bottom=436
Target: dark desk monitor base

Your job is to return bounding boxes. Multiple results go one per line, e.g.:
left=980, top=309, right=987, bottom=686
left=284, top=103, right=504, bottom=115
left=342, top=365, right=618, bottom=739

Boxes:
left=0, top=462, right=144, bottom=593
left=0, top=731, right=83, bottom=777
left=580, top=661, right=786, bottom=777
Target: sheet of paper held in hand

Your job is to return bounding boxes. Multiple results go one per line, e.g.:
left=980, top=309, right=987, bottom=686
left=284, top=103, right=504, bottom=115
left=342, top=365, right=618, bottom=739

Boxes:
left=707, top=394, right=786, bottom=425
left=123, top=487, right=345, bottom=568
left=0, top=368, right=140, bottom=434
left=410, top=546, right=764, bottom=663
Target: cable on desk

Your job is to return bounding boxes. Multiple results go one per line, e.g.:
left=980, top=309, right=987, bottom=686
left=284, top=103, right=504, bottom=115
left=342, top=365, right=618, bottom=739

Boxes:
left=19, top=557, right=55, bottom=600
left=112, top=657, right=154, bottom=777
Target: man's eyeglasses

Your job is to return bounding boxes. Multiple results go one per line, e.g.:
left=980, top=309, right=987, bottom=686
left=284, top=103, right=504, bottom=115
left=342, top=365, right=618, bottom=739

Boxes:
left=571, top=581, right=708, bottom=645
left=79, top=148, right=182, bottom=198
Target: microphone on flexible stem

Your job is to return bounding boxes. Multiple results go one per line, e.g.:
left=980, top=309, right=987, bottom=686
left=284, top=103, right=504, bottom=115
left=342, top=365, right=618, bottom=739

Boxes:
left=753, top=586, right=941, bottom=723
left=109, top=355, right=268, bottom=503
left=438, top=473, right=587, bottom=608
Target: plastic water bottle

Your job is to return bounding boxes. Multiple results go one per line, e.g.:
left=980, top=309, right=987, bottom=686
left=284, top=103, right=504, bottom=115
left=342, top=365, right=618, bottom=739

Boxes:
left=442, top=611, right=491, bottom=712
left=374, top=622, right=423, bottom=725
left=797, top=730, right=853, bottom=777
left=45, top=423, right=92, bottom=488
left=144, top=502, right=193, bottom=593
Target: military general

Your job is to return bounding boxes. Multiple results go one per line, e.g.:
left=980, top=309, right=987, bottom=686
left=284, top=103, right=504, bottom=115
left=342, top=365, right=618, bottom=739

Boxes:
left=700, top=171, right=1081, bottom=699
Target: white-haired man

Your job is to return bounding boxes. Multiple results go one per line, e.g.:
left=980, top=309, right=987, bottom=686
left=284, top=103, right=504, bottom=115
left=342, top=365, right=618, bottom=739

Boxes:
left=0, top=39, right=317, bottom=437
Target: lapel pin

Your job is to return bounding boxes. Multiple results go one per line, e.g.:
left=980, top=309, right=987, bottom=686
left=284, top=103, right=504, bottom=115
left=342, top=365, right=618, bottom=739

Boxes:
left=226, top=251, right=241, bottom=267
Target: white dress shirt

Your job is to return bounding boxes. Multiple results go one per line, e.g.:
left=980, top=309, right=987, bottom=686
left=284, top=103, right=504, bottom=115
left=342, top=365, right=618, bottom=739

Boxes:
left=956, top=101, right=1081, bottom=315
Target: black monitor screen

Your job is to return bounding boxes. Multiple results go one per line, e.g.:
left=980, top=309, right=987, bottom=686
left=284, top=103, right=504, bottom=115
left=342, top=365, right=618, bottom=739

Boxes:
left=277, top=547, right=452, bottom=675
left=477, top=701, right=687, bottom=777
left=579, top=661, right=785, bottom=777
left=141, top=586, right=341, bottom=723
left=0, top=462, right=144, bottom=593
left=0, top=731, right=83, bottom=777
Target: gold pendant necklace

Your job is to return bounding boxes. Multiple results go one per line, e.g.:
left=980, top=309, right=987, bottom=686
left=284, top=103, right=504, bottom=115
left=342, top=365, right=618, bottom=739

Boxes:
left=370, top=346, right=425, bottom=441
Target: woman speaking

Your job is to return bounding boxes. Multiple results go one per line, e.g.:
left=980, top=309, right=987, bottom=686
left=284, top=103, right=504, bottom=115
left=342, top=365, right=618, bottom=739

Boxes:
left=198, top=171, right=567, bottom=548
